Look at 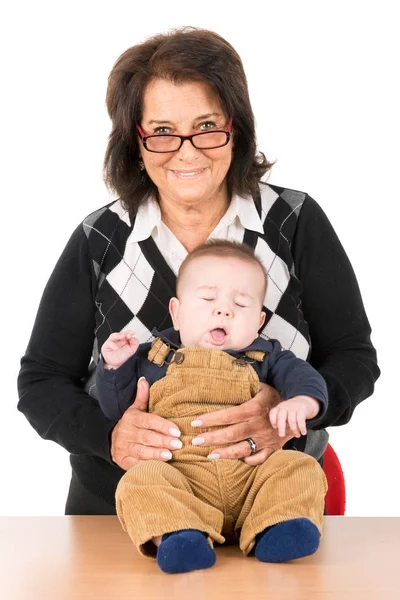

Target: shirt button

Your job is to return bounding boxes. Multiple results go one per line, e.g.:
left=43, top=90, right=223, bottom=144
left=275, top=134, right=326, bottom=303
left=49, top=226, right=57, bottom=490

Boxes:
left=174, top=352, right=185, bottom=364
left=235, top=358, right=247, bottom=366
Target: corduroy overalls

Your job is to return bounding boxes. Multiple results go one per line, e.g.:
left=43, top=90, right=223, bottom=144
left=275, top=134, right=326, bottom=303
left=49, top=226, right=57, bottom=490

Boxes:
left=116, top=338, right=327, bottom=557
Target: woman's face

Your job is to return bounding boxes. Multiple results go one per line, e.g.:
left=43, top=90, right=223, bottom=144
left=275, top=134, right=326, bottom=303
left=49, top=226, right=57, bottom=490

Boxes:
left=139, top=79, right=233, bottom=207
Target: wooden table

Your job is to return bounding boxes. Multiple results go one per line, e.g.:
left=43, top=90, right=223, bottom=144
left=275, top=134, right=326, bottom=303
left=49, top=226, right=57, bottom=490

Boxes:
left=0, top=517, right=398, bottom=599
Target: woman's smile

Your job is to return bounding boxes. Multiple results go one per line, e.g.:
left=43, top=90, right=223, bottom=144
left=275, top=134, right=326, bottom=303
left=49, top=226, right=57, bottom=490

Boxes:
left=170, top=167, right=209, bottom=180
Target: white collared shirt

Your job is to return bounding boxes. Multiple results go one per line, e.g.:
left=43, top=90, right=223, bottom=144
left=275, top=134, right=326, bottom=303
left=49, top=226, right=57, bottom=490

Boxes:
left=129, top=193, right=265, bottom=275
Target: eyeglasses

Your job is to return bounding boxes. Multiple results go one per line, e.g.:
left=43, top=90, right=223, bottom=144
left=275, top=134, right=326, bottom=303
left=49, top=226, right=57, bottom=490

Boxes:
left=137, top=118, right=232, bottom=153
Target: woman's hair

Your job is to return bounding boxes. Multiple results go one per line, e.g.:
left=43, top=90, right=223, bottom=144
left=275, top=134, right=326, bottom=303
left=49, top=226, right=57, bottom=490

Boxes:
left=104, top=27, right=273, bottom=215
left=176, top=239, right=268, bottom=300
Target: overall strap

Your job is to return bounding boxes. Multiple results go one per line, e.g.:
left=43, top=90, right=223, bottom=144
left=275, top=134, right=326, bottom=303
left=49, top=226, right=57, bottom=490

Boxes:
left=243, top=350, right=267, bottom=362
left=148, top=337, right=175, bottom=366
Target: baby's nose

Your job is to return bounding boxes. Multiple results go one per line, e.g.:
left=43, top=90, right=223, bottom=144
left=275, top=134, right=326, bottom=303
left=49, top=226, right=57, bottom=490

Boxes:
left=213, top=307, right=232, bottom=318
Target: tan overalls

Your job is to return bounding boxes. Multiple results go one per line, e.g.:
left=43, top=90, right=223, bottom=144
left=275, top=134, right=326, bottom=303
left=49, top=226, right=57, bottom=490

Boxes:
left=116, top=338, right=327, bottom=557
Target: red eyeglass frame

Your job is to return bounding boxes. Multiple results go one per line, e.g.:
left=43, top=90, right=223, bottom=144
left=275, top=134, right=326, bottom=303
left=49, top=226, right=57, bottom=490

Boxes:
left=137, top=118, right=233, bottom=153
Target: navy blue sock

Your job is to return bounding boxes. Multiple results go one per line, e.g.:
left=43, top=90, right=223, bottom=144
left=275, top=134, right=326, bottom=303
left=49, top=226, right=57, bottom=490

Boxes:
left=156, top=529, right=216, bottom=574
left=254, top=518, right=320, bottom=563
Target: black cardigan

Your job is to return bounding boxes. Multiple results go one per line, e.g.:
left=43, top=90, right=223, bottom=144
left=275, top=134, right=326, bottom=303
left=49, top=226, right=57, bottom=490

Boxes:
left=17, top=183, right=380, bottom=509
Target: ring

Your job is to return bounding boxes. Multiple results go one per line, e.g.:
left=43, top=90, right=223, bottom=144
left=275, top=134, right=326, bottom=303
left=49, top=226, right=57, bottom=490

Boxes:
left=245, top=437, right=257, bottom=455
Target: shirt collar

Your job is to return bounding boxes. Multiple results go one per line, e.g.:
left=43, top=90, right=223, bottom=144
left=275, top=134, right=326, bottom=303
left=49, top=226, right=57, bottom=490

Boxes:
left=129, top=196, right=162, bottom=243
left=213, top=193, right=264, bottom=235
left=129, top=192, right=264, bottom=243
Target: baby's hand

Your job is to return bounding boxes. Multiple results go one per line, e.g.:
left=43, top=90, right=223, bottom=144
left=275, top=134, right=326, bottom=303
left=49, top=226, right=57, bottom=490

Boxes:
left=269, top=395, right=320, bottom=438
left=101, top=330, right=139, bottom=369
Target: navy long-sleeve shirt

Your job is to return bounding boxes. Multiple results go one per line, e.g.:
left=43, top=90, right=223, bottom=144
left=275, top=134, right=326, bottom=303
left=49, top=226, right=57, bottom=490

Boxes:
left=96, top=327, right=329, bottom=424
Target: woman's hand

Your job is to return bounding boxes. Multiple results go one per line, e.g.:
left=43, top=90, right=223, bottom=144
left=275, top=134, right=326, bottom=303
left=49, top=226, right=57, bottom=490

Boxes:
left=110, top=378, right=182, bottom=470
left=190, top=383, right=294, bottom=465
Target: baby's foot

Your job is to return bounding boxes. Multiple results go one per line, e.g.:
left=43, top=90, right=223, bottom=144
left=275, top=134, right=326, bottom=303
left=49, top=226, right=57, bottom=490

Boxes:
left=156, top=529, right=216, bottom=574
left=255, top=518, right=320, bottom=563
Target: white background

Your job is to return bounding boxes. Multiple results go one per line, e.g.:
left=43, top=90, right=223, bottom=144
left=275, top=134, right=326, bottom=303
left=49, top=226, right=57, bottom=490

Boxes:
left=1, top=1, right=398, bottom=516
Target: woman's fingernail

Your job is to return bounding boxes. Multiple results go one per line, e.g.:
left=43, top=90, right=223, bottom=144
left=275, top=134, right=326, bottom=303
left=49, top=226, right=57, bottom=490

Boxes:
left=161, top=451, right=172, bottom=460
left=170, top=439, right=183, bottom=449
left=192, top=437, right=205, bottom=446
left=138, top=376, right=146, bottom=384
left=169, top=428, right=181, bottom=437
left=191, top=420, right=203, bottom=427
left=207, top=453, right=220, bottom=460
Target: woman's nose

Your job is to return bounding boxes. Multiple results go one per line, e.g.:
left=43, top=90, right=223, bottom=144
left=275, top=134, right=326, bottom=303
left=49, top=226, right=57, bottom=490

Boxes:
left=176, top=138, right=201, bottom=159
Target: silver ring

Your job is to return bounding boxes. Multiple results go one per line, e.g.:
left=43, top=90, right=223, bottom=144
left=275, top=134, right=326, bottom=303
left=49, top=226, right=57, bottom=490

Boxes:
left=245, top=437, right=257, bottom=455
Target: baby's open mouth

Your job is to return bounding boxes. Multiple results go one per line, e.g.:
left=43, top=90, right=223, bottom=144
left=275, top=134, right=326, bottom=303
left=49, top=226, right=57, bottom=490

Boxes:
left=210, top=328, right=227, bottom=344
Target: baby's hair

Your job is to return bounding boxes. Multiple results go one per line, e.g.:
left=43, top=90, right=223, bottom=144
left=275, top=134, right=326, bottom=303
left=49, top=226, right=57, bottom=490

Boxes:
left=176, top=239, right=268, bottom=300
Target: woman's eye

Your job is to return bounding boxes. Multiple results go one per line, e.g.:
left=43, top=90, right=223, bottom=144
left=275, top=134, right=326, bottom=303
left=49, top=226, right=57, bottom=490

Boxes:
left=199, top=121, right=217, bottom=131
left=153, top=126, right=171, bottom=135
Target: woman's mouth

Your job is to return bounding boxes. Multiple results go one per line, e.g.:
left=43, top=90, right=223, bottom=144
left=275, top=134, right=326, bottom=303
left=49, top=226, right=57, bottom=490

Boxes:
left=171, top=168, right=207, bottom=180
left=210, top=328, right=227, bottom=345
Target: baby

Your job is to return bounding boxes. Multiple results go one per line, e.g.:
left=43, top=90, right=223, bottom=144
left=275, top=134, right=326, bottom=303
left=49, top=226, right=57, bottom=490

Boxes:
left=96, top=240, right=328, bottom=574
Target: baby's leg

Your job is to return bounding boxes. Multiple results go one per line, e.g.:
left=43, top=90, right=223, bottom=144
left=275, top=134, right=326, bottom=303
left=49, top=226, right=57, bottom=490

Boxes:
left=116, top=460, right=224, bottom=573
left=238, top=450, right=327, bottom=561
left=152, top=535, right=162, bottom=547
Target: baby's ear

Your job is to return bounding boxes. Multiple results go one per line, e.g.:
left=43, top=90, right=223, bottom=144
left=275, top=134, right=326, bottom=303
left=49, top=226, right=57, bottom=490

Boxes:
left=259, top=311, right=266, bottom=328
left=169, top=297, right=180, bottom=330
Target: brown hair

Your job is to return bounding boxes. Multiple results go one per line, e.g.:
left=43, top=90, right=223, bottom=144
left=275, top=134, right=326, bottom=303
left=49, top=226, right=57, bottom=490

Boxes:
left=176, top=239, right=268, bottom=301
left=103, top=27, right=273, bottom=216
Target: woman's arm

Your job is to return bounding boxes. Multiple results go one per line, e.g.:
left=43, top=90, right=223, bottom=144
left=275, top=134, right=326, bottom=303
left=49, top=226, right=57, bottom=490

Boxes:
left=292, top=195, right=380, bottom=429
left=17, top=223, right=182, bottom=467
left=17, top=224, right=117, bottom=462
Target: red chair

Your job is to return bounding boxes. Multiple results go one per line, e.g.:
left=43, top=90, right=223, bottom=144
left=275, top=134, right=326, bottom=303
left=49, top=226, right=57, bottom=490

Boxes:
left=323, top=443, right=346, bottom=515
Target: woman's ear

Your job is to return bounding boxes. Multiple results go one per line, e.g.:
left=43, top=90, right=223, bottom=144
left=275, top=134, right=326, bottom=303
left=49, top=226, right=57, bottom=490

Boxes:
left=169, top=297, right=180, bottom=331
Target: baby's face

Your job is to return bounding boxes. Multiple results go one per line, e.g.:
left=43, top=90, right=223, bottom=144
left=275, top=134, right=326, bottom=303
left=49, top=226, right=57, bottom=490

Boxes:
left=169, top=256, right=266, bottom=350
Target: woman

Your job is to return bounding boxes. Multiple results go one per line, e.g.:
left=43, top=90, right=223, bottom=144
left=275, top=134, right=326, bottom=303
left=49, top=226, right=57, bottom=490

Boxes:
left=17, top=27, right=380, bottom=515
